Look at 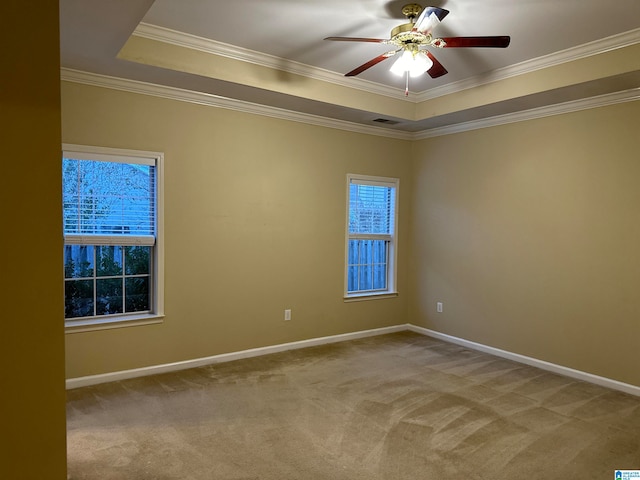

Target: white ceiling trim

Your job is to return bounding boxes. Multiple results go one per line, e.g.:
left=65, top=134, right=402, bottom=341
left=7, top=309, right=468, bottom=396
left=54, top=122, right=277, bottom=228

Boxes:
left=60, top=68, right=413, bottom=140
left=416, top=28, right=640, bottom=102
left=60, top=69, right=639, bottom=141
left=133, top=23, right=409, bottom=101
left=415, top=87, right=640, bottom=139
left=134, top=23, right=640, bottom=104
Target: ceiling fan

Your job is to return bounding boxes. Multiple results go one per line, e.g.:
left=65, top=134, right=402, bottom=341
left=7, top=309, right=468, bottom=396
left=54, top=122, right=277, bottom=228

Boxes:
left=324, top=3, right=510, bottom=93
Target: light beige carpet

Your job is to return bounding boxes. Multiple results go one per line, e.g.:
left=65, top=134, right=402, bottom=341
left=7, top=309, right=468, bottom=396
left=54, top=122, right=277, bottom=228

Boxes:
left=66, top=332, right=640, bottom=479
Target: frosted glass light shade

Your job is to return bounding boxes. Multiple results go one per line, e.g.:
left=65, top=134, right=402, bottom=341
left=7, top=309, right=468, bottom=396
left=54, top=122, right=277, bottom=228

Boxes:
left=390, top=50, right=413, bottom=76
left=390, top=50, right=433, bottom=77
left=409, top=52, right=433, bottom=77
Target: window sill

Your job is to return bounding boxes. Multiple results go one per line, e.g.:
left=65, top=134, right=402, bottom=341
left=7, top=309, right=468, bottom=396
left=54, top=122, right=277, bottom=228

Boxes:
left=343, top=292, right=398, bottom=302
left=65, top=314, right=165, bottom=334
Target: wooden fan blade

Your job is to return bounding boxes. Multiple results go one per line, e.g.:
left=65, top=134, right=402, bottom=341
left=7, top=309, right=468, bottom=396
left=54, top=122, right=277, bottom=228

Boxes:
left=424, top=51, right=448, bottom=78
left=412, top=7, right=450, bottom=34
left=345, top=50, right=400, bottom=77
left=440, top=36, right=511, bottom=48
left=324, top=36, right=387, bottom=43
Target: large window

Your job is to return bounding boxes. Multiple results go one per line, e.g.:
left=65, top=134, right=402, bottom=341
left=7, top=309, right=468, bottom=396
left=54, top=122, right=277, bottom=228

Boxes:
left=345, top=174, right=398, bottom=298
left=63, top=145, right=163, bottom=329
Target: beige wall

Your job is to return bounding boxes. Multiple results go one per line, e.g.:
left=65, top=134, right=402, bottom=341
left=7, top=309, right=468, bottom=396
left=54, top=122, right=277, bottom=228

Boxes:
left=1, top=1, right=67, bottom=478
left=62, top=82, right=412, bottom=378
left=62, top=78, right=640, bottom=388
left=409, top=101, right=640, bottom=387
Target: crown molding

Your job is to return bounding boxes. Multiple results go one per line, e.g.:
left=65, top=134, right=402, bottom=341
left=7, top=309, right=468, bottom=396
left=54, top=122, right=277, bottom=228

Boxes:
left=416, top=28, right=640, bottom=102
left=133, top=23, right=410, bottom=101
left=60, top=68, right=414, bottom=140
left=61, top=69, right=639, bottom=141
left=415, top=87, right=640, bottom=139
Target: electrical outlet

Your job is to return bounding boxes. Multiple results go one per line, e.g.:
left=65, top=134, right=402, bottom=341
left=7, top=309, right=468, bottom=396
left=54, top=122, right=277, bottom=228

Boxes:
left=437, top=302, right=443, bottom=313
left=284, top=309, right=291, bottom=321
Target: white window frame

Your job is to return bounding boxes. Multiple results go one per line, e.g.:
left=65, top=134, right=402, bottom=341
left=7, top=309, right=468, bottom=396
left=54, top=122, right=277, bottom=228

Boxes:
left=344, top=173, right=399, bottom=300
left=63, top=144, right=164, bottom=332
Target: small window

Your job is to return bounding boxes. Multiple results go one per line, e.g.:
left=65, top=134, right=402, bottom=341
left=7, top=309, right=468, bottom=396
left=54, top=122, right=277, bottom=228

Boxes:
left=345, top=174, right=398, bottom=298
left=62, top=145, right=163, bottom=329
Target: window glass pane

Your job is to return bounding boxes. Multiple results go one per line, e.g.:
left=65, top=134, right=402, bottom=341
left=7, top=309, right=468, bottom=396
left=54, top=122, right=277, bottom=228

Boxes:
left=125, top=277, right=150, bottom=312
left=347, top=265, right=358, bottom=292
left=373, top=264, right=387, bottom=290
left=347, top=239, right=389, bottom=293
left=64, top=244, right=153, bottom=318
left=359, top=264, right=372, bottom=291
left=65, top=280, right=94, bottom=318
left=348, top=240, right=359, bottom=265
left=125, top=246, right=150, bottom=275
left=96, top=246, right=123, bottom=277
left=361, top=240, right=372, bottom=264
left=96, top=278, right=123, bottom=316
left=64, top=245, right=94, bottom=279
left=373, top=241, right=387, bottom=266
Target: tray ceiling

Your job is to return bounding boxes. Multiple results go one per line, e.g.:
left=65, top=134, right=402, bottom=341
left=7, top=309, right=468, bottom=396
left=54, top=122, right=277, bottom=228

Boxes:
left=60, top=0, right=640, bottom=135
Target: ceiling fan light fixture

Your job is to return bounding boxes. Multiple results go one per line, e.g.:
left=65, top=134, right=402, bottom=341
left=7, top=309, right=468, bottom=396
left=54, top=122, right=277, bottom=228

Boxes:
left=410, top=51, right=432, bottom=77
left=390, top=50, right=413, bottom=76
left=390, top=50, right=432, bottom=77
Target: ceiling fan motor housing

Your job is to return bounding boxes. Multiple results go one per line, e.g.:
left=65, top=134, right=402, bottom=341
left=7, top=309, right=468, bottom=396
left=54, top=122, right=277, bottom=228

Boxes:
left=390, top=23, right=430, bottom=47
left=401, top=3, right=423, bottom=21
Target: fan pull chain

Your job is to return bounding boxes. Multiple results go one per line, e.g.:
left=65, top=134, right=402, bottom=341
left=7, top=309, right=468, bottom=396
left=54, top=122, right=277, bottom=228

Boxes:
left=405, top=71, right=409, bottom=96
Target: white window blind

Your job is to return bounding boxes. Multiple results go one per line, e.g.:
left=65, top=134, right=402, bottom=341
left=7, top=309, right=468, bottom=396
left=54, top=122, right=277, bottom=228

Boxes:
left=63, top=156, right=156, bottom=246
left=349, top=179, right=396, bottom=238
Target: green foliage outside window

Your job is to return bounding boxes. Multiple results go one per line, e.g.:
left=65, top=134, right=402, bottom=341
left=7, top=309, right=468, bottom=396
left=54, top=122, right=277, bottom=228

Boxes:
left=64, top=245, right=151, bottom=319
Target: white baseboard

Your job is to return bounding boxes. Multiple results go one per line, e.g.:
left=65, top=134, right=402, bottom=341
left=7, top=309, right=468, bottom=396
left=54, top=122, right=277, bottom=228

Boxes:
left=408, top=325, right=640, bottom=397
left=65, top=325, right=406, bottom=389
left=66, top=323, right=639, bottom=397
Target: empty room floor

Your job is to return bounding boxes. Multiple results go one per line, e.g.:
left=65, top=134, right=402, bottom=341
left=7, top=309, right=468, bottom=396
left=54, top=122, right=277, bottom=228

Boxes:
left=66, top=331, right=640, bottom=479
